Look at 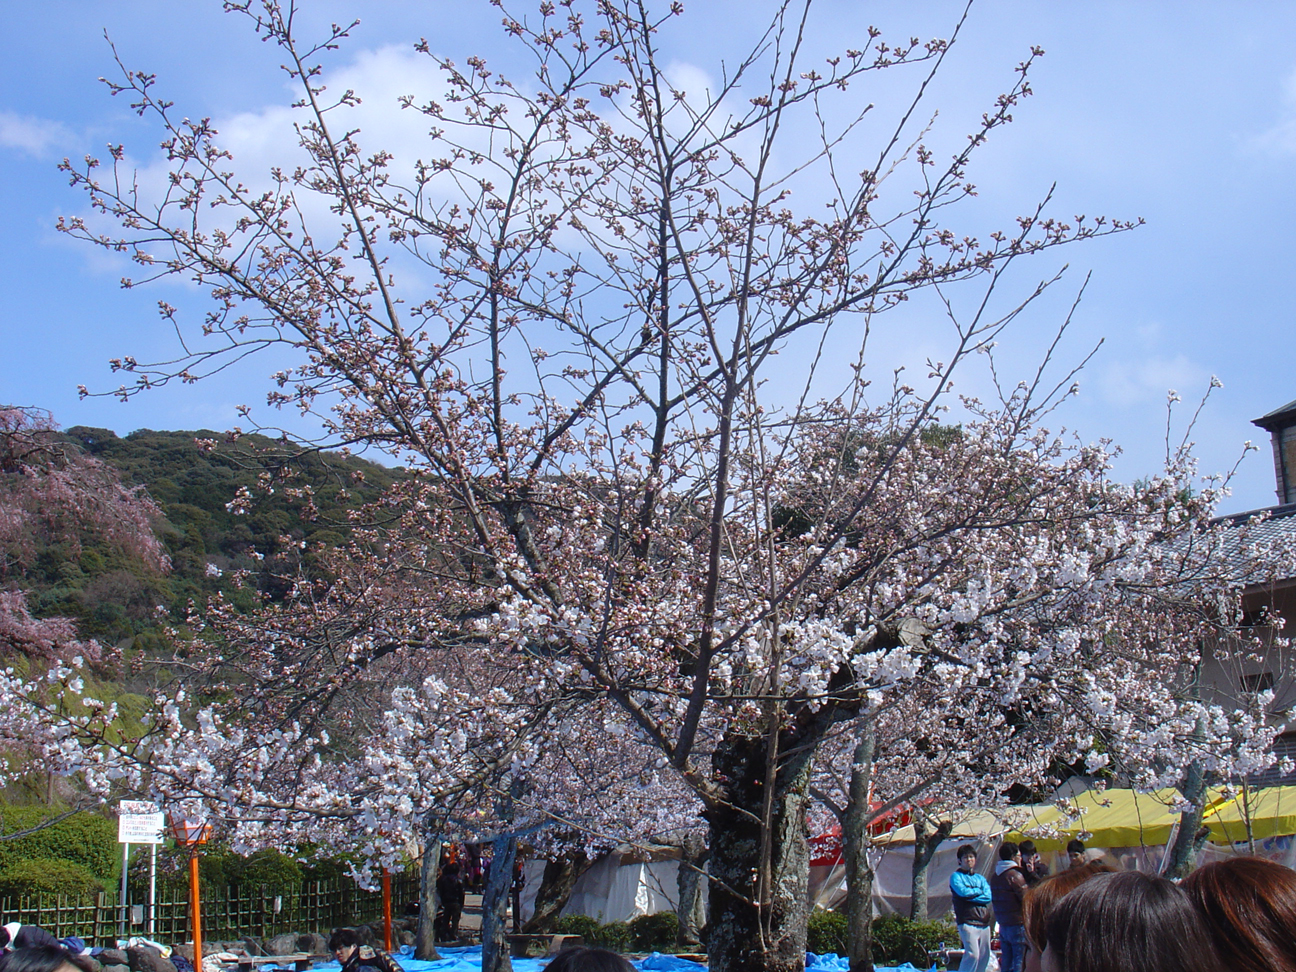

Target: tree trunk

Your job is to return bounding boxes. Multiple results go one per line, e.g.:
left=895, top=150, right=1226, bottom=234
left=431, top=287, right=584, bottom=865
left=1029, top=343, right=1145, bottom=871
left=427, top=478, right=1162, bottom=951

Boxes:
left=676, top=832, right=708, bottom=948
left=843, top=721, right=876, bottom=972
left=1164, top=756, right=1209, bottom=880
left=480, top=834, right=517, bottom=972
left=910, top=815, right=951, bottom=921
left=706, top=732, right=812, bottom=972
left=415, top=837, right=441, bottom=961
left=521, top=850, right=595, bottom=933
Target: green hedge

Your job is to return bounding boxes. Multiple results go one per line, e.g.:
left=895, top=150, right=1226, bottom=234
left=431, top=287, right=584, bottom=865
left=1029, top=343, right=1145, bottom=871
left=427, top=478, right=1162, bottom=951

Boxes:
left=628, top=912, right=678, bottom=951
left=870, top=914, right=958, bottom=967
left=806, top=909, right=848, bottom=955
left=0, top=858, right=105, bottom=896
left=552, top=914, right=631, bottom=951
left=0, top=805, right=118, bottom=884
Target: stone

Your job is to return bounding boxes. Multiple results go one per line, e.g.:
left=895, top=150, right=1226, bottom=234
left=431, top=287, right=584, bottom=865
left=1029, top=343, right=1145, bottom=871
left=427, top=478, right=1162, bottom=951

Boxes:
left=355, top=926, right=376, bottom=947
left=397, top=933, right=414, bottom=947
left=238, top=938, right=264, bottom=957
left=295, top=934, right=327, bottom=955
left=102, top=963, right=131, bottom=972
left=98, top=950, right=129, bottom=967
left=125, top=946, right=177, bottom=972
left=264, top=934, right=299, bottom=956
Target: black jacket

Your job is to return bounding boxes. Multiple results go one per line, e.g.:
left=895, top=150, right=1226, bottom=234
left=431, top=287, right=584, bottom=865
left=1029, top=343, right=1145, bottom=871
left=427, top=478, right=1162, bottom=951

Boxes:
left=340, top=946, right=401, bottom=972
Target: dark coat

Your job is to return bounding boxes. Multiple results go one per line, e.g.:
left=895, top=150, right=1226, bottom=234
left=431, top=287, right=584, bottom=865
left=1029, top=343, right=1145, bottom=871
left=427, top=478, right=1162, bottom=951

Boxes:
left=340, top=946, right=402, bottom=972
left=989, top=863, right=1028, bottom=926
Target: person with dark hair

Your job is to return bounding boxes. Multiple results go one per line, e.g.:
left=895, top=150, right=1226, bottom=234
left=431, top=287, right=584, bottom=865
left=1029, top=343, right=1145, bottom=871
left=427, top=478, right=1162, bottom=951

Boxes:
left=1064, top=839, right=1086, bottom=869
left=1017, top=840, right=1049, bottom=887
left=1041, top=870, right=1220, bottom=972
left=0, top=925, right=60, bottom=952
left=950, top=844, right=993, bottom=972
left=327, top=929, right=401, bottom=972
left=990, top=841, right=1028, bottom=972
left=435, top=861, right=465, bottom=941
left=0, top=945, right=95, bottom=972
left=1183, top=855, right=1296, bottom=972
left=1021, top=862, right=1116, bottom=972
left=543, top=947, right=636, bottom=972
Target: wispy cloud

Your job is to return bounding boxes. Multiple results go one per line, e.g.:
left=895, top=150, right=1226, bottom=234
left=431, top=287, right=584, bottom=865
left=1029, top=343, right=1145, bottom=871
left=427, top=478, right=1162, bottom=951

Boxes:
left=1098, top=354, right=1208, bottom=408
left=0, top=111, right=74, bottom=157
left=1249, top=66, right=1296, bottom=155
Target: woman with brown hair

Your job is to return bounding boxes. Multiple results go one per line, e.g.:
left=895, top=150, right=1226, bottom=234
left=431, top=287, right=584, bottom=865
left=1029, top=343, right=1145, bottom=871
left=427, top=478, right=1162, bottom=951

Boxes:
left=1183, top=856, right=1296, bottom=972
left=1021, top=861, right=1116, bottom=972
left=1040, top=870, right=1221, bottom=972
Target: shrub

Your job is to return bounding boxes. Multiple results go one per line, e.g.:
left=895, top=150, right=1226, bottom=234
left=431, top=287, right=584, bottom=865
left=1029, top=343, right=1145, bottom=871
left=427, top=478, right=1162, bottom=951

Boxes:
left=235, top=848, right=304, bottom=894
left=0, top=805, right=118, bottom=883
left=0, top=858, right=104, bottom=896
left=806, top=909, right=848, bottom=956
left=870, top=914, right=958, bottom=967
left=552, top=915, right=631, bottom=951
left=628, top=912, right=678, bottom=951
left=590, top=920, right=631, bottom=952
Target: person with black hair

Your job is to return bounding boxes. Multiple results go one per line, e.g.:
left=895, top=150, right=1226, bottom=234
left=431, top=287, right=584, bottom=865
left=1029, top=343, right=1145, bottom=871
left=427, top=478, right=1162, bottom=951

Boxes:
left=0, top=945, right=94, bottom=972
left=950, top=844, right=993, bottom=972
left=1041, top=870, right=1220, bottom=972
left=0, top=925, right=59, bottom=952
left=1017, top=840, right=1049, bottom=887
left=327, top=929, right=401, bottom=972
left=435, top=862, right=465, bottom=941
left=543, top=947, right=636, bottom=972
left=1064, top=839, right=1086, bottom=869
left=989, top=841, right=1028, bottom=972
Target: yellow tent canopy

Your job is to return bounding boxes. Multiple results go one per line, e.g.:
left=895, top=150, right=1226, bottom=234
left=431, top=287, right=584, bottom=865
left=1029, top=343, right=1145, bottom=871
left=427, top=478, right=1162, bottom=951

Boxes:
left=872, top=808, right=1025, bottom=846
left=1205, top=786, right=1296, bottom=845
left=1005, top=788, right=1227, bottom=852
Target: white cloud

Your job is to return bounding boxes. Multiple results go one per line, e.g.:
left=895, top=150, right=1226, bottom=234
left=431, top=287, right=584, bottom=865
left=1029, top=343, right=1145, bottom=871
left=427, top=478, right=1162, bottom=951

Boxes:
left=1249, top=65, right=1296, bottom=155
left=1098, top=354, right=1209, bottom=408
left=0, top=111, right=73, bottom=156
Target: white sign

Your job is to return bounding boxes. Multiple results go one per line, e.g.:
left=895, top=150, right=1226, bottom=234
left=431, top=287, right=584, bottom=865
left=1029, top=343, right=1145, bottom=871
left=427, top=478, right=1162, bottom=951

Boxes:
left=118, top=801, right=165, bottom=844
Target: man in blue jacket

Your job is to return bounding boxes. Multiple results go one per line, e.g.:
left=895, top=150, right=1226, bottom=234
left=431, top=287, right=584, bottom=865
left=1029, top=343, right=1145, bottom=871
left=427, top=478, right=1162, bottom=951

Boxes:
left=949, top=844, right=993, bottom=972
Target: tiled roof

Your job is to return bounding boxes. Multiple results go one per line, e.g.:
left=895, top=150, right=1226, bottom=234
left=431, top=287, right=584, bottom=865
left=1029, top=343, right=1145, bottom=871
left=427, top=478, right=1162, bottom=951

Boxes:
left=1205, top=503, right=1296, bottom=587
left=1253, top=399, right=1296, bottom=431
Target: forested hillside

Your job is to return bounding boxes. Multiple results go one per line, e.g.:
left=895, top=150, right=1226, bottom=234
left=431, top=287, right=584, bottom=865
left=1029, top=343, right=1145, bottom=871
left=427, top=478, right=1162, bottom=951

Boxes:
left=21, top=425, right=403, bottom=649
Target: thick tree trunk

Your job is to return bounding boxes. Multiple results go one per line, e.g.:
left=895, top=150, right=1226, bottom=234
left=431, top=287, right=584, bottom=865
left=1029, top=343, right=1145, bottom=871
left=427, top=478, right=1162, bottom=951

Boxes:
left=676, top=833, right=708, bottom=948
left=1165, top=756, right=1209, bottom=880
left=521, top=850, right=595, bottom=933
left=480, top=834, right=517, bottom=972
left=843, top=722, right=876, bottom=972
left=415, top=837, right=441, bottom=961
left=910, top=815, right=951, bottom=921
left=706, top=733, right=812, bottom=972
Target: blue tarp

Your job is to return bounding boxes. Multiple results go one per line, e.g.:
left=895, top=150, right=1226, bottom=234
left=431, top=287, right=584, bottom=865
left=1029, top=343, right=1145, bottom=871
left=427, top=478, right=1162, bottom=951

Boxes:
left=315, top=946, right=935, bottom=972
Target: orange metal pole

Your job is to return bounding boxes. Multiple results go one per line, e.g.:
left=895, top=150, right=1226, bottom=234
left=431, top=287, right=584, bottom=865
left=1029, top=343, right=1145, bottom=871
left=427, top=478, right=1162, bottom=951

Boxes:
left=382, top=869, right=393, bottom=951
left=190, top=852, right=203, bottom=968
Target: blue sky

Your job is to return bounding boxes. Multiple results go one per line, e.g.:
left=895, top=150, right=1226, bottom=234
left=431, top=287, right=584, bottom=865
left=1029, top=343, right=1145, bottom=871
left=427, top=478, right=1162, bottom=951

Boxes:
left=2, top=1, right=1295, bottom=514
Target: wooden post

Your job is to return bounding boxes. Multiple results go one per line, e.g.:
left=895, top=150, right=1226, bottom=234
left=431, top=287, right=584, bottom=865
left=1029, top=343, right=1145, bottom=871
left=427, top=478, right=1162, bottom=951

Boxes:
left=382, top=870, right=393, bottom=952
left=190, top=852, right=203, bottom=968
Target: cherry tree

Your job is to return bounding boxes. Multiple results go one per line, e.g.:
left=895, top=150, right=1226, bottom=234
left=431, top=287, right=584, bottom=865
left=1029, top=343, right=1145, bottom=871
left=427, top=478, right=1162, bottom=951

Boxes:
left=45, top=1, right=1288, bottom=970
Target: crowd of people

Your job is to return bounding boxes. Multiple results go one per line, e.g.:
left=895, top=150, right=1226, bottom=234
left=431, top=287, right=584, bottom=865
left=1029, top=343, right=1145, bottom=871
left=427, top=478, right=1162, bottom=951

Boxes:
left=951, top=841, right=1296, bottom=972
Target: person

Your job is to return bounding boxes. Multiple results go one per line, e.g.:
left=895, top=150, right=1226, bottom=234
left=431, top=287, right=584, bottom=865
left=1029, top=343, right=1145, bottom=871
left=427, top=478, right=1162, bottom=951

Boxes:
left=543, top=947, right=636, bottom=972
left=0, top=925, right=60, bottom=952
left=0, top=946, right=95, bottom=972
left=327, top=929, right=401, bottom=972
left=1040, top=870, right=1220, bottom=972
left=989, top=841, right=1029, bottom=972
left=1064, top=839, right=1086, bottom=869
left=1018, top=840, right=1049, bottom=887
left=435, top=861, right=466, bottom=941
left=1183, top=855, right=1296, bottom=972
left=1021, top=862, right=1116, bottom=972
left=950, top=844, right=993, bottom=972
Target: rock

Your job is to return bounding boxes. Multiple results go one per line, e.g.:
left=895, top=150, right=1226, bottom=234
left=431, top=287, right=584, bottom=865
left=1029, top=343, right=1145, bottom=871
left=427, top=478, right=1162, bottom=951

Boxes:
left=295, top=934, right=327, bottom=955
left=397, top=932, right=415, bottom=947
left=126, top=946, right=177, bottom=972
left=98, top=950, right=129, bottom=967
left=103, top=963, right=131, bottom=972
left=355, top=926, right=376, bottom=947
left=238, top=938, right=264, bottom=957
left=264, top=934, right=299, bottom=956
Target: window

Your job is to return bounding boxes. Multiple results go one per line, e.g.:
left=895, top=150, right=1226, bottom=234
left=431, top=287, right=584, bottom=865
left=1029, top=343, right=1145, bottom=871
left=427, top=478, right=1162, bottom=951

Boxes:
left=1241, top=671, right=1276, bottom=694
